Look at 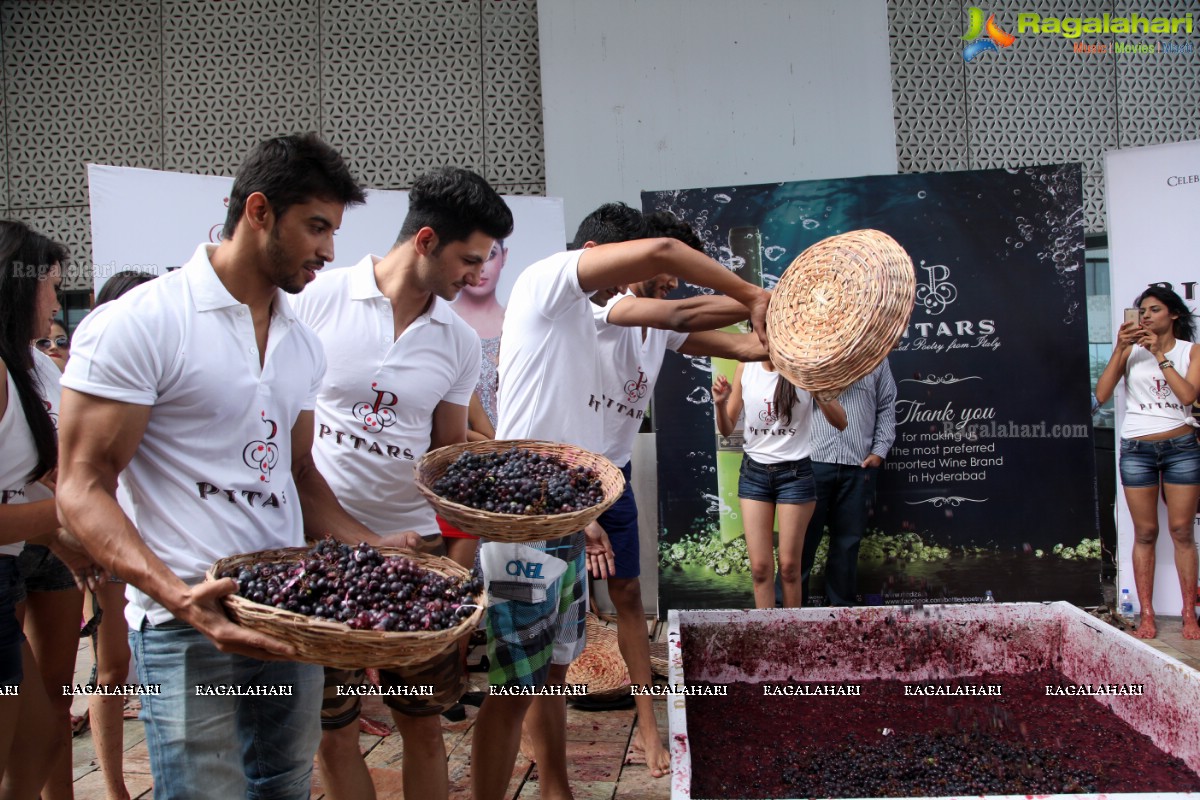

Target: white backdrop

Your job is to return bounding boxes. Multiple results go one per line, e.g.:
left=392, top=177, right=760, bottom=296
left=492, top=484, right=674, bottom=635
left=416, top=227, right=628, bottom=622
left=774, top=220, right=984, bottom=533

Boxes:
left=86, top=164, right=566, bottom=301
left=538, top=0, right=898, bottom=235
left=1105, top=138, right=1200, bottom=617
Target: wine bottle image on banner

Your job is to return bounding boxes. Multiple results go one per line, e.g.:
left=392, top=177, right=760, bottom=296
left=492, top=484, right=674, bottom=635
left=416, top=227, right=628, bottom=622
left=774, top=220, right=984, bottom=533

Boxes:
left=714, top=225, right=763, bottom=544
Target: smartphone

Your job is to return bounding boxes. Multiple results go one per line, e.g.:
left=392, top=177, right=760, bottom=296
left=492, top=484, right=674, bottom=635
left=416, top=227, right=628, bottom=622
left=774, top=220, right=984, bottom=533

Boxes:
left=1124, top=307, right=1140, bottom=326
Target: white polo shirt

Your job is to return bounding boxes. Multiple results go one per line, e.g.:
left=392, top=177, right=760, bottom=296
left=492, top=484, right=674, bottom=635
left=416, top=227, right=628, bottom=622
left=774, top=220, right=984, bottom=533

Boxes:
left=290, top=255, right=481, bottom=537
left=496, top=250, right=604, bottom=453
left=62, top=244, right=326, bottom=628
left=0, top=349, right=62, bottom=557
left=593, top=293, right=688, bottom=467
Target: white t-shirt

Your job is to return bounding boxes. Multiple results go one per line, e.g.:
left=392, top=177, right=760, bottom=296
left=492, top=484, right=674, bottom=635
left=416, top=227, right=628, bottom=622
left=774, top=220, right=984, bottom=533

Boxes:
left=1123, top=339, right=1198, bottom=438
left=740, top=362, right=813, bottom=464
left=0, top=350, right=61, bottom=557
left=593, top=292, right=688, bottom=466
left=62, top=244, right=326, bottom=628
left=496, top=250, right=604, bottom=453
left=290, top=255, right=481, bottom=537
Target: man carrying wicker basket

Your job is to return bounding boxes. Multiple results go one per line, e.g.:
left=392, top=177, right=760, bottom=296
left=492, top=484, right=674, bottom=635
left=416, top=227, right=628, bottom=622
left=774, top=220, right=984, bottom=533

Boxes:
left=590, top=210, right=768, bottom=778
left=291, top=166, right=513, bottom=800
left=56, top=135, right=421, bottom=800
left=471, top=202, right=771, bottom=800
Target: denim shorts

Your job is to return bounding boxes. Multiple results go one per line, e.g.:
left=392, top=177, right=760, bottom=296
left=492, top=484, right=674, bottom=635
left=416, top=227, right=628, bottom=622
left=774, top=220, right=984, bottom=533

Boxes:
left=1119, top=432, right=1200, bottom=487
left=738, top=455, right=817, bottom=504
left=0, top=557, right=24, bottom=687
left=17, top=543, right=77, bottom=596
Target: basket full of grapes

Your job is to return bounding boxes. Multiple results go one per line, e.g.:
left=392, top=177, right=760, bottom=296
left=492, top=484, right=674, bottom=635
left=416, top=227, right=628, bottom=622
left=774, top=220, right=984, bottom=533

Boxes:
left=207, top=538, right=485, bottom=669
left=414, top=440, right=626, bottom=542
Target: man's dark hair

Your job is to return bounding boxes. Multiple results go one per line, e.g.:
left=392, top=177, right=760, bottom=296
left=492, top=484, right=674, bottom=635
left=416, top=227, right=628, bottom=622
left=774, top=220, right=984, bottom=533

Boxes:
left=570, top=202, right=648, bottom=249
left=0, top=220, right=68, bottom=480
left=96, top=270, right=155, bottom=306
left=396, top=167, right=513, bottom=250
left=222, top=133, right=366, bottom=239
left=644, top=211, right=704, bottom=252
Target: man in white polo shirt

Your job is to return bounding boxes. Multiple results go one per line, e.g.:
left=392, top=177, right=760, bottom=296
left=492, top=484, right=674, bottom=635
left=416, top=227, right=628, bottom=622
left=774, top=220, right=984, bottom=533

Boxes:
left=472, top=202, right=771, bottom=800
left=592, top=210, right=767, bottom=777
left=56, top=134, right=417, bottom=800
left=291, top=166, right=512, bottom=800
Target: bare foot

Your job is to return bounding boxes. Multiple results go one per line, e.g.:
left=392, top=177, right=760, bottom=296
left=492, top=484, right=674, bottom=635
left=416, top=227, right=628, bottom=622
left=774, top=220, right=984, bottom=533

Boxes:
left=1183, top=617, right=1200, bottom=640
left=639, top=725, right=671, bottom=778
left=519, top=726, right=536, bottom=763
left=1134, top=614, right=1157, bottom=639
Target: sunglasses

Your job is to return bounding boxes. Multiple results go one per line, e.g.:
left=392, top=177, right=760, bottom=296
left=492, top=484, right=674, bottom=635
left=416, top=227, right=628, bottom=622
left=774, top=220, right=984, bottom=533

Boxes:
left=34, top=336, right=70, bottom=351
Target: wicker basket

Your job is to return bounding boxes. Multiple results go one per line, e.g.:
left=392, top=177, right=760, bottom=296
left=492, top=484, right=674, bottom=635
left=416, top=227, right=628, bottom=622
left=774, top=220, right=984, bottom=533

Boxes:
left=414, top=440, right=625, bottom=543
left=566, top=614, right=631, bottom=699
left=206, top=546, right=484, bottom=670
left=649, top=641, right=669, bottom=679
left=766, top=229, right=915, bottom=396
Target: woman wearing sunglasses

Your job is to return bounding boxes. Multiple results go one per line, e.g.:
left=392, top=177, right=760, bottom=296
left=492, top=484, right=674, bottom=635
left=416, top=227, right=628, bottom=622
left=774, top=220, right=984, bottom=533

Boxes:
left=34, top=321, right=69, bottom=373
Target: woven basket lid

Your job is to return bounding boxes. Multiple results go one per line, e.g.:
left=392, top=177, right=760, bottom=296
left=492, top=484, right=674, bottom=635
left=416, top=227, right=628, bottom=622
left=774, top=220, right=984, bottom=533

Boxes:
left=566, top=615, right=630, bottom=697
left=766, top=229, right=915, bottom=394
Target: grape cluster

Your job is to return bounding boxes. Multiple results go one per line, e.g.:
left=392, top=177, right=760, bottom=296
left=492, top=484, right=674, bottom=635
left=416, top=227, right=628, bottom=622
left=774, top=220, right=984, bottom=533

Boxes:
left=433, top=448, right=604, bottom=515
left=777, top=731, right=1100, bottom=797
left=224, top=539, right=483, bottom=632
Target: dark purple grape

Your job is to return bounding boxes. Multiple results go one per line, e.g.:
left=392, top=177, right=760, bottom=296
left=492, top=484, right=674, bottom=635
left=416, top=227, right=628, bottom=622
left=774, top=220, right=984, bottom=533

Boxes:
left=431, top=448, right=604, bottom=516
left=221, top=539, right=483, bottom=632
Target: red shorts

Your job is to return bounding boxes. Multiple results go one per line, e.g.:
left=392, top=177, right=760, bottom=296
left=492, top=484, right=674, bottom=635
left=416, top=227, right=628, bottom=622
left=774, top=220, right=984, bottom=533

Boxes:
left=436, top=515, right=478, bottom=540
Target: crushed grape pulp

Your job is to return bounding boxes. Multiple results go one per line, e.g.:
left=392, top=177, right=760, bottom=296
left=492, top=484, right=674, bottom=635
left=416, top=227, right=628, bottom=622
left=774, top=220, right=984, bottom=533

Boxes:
left=684, top=671, right=1200, bottom=798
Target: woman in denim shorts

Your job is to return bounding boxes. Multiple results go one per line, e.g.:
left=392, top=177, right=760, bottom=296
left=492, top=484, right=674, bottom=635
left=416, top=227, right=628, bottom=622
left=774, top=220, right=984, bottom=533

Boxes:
left=714, top=361, right=845, bottom=608
left=0, top=221, right=71, bottom=794
left=1096, top=285, right=1200, bottom=641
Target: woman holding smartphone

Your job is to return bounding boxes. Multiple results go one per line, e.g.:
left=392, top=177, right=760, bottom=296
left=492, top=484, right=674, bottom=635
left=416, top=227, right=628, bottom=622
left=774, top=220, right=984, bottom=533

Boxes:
left=713, top=361, right=846, bottom=608
left=1096, top=285, right=1200, bottom=640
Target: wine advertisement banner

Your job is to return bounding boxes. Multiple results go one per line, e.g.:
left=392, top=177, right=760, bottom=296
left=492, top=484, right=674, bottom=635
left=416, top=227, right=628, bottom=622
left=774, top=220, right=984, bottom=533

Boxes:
left=644, top=164, right=1099, bottom=612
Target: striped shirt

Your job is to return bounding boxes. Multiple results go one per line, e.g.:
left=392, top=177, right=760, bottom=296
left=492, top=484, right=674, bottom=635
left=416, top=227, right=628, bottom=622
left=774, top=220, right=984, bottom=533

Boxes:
left=810, top=359, right=897, bottom=466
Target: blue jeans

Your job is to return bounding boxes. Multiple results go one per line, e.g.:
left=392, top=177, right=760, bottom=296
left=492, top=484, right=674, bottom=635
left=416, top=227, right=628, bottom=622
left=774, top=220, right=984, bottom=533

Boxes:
left=800, top=462, right=878, bottom=606
left=130, top=619, right=322, bottom=800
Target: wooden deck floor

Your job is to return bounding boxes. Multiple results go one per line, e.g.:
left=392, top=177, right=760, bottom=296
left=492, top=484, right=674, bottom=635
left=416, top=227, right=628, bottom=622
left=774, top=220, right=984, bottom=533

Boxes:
left=67, top=617, right=672, bottom=800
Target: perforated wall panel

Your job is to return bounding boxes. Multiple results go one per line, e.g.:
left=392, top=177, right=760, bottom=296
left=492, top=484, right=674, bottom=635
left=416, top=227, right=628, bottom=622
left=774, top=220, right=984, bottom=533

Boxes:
left=888, top=0, right=970, bottom=173
left=162, top=0, right=321, bottom=176
left=2, top=0, right=545, bottom=291
left=1113, top=0, right=1200, bottom=149
left=320, top=0, right=485, bottom=189
left=889, top=0, right=1197, bottom=234
left=2, top=0, right=161, bottom=211
left=11, top=205, right=93, bottom=290
left=483, top=0, right=544, bottom=194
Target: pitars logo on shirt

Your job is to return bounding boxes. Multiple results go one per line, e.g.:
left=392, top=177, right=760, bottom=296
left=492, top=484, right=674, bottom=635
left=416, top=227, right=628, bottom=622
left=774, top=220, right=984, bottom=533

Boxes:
left=353, top=382, right=399, bottom=433
left=1150, top=377, right=1171, bottom=401
left=242, top=410, right=280, bottom=483
left=624, top=368, right=648, bottom=403
left=758, top=400, right=780, bottom=425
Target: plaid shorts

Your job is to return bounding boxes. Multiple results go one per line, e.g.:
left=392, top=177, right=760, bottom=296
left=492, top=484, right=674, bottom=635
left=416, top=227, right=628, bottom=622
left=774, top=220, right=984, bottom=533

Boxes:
left=481, top=533, right=587, bottom=688
left=320, top=644, right=467, bottom=728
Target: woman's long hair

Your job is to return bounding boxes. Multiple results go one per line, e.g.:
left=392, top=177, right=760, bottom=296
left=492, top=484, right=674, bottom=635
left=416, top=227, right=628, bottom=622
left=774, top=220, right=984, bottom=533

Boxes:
left=1136, top=284, right=1196, bottom=342
left=773, top=369, right=799, bottom=426
left=0, top=220, right=68, bottom=481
